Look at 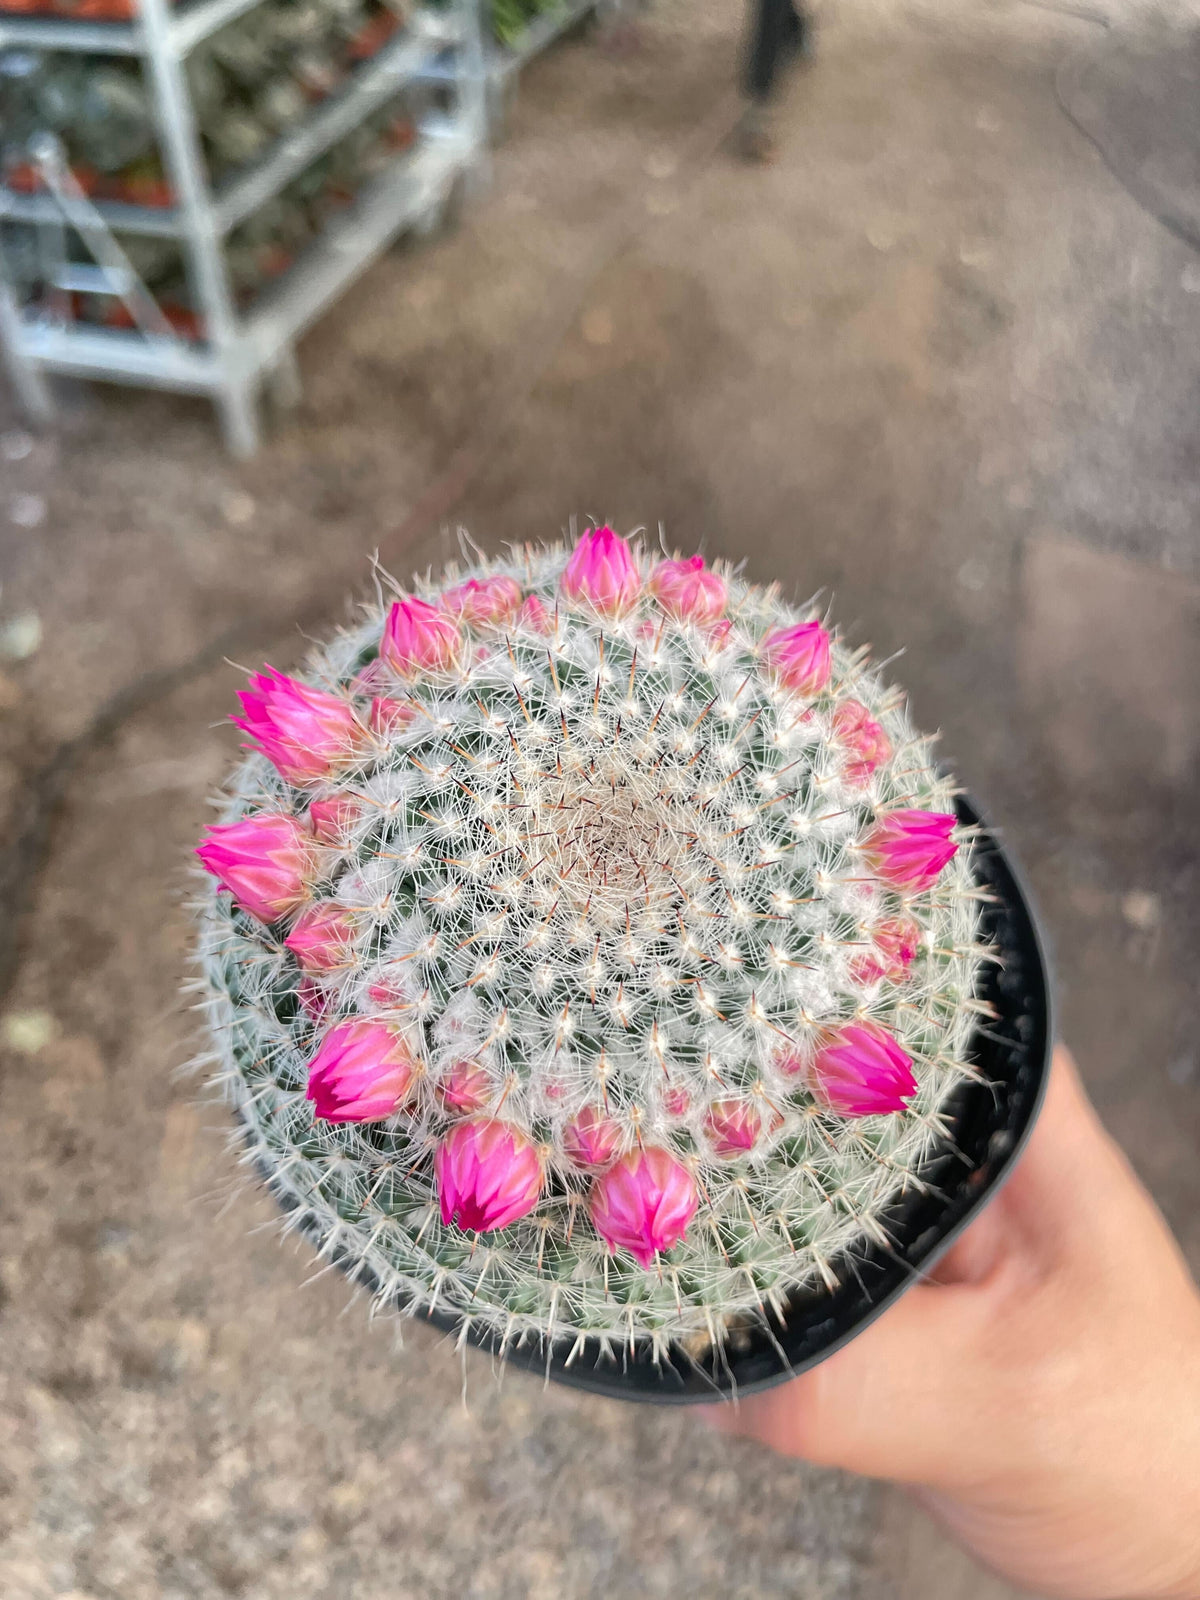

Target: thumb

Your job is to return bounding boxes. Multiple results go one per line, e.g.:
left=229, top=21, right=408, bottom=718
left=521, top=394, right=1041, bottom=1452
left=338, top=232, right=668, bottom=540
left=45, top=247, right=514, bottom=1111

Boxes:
left=703, top=1047, right=1094, bottom=1484
left=705, top=1276, right=980, bottom=1484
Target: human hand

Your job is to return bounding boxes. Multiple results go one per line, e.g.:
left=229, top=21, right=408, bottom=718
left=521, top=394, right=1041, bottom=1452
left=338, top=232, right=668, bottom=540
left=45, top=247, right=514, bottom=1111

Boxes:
left=705, top=1047, right=1200, bottom=1600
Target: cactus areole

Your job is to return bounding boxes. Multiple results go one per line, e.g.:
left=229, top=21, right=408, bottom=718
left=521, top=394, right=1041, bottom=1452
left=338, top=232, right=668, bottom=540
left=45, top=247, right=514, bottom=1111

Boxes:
left=196, top=528, right=1019, bottom=1386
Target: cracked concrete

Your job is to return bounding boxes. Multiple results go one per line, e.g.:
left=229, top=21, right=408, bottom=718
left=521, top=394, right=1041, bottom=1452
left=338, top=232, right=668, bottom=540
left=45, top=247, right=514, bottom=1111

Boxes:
left=1, top=0, right=1198, bottom=1594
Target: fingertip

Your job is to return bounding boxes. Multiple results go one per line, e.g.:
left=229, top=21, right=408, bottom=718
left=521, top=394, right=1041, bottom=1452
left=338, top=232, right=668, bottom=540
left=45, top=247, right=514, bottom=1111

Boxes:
left=697, top=1387, right=782, bottom=1434
left=696, top=1400, right=737, bottom=1431
left=691, top=1381, right=811, bottom=1455
left=1016, top=1038, right=1110, bottom=1190
left=685, top=1284, right=976, bottom=1480
left=1049, top=1041, right=1087, bottom=1106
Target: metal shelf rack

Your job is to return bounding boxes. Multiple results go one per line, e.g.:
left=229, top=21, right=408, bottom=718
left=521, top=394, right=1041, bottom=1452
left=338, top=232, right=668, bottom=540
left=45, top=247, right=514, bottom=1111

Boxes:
left=489, top=0, right=594, bottom=86
left=417, top=0, right=599, bottom=111
left=0, top=0, right=270, bottom=56
left=0, top=0, right=488, bottom=453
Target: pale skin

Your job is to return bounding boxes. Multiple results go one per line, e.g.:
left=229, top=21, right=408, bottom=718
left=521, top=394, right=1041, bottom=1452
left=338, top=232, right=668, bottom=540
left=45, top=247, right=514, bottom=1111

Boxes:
left=706, top=1048, right=1200, bottom=1600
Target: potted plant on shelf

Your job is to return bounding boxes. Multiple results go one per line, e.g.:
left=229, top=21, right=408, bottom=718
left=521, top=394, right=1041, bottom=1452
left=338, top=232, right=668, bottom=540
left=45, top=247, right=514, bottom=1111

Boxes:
left=194, top=526, right=1050, bottom=1402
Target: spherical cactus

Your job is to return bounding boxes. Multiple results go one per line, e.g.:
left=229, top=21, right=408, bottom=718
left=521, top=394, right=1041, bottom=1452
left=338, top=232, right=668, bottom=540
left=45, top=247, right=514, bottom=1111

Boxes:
left=195, top=527, right=985, bottom=1360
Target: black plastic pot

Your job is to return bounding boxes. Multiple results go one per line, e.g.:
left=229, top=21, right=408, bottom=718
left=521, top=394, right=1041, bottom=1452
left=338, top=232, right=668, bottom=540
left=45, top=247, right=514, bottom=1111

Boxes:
left=257, top=793, right=1053, bottom=1404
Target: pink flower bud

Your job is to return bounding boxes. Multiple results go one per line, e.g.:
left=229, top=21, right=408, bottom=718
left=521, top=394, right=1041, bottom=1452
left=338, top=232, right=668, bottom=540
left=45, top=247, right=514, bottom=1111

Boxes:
left=849, top=916, right=921, bottom=985
left=284, top=903, right=358, bottom=973
left=350, top=657, right=389, bottom=695
left=864, top=809, right=958, bottom=891
left=559, top=526, right=641, bottom=615
left=590, top=1147, right=698, bottom=1268
left=435, top=1119, right=543, bottom=1233
left=196, top=813, right=316, bottom=924
left=440, top=575, right=522, bottom=626
left=561, top=1104, right=623, bottom=1170
left=516, top=593, right=552, bottom=634
left=381, top=596, right=460, bottom=676
left=308, top=794, right=364, bottom=845
left=810, top=1022, right=916, bottom=1117
left=763, top=621, right=832, bottom=696
left=831, top=699, right=892, bottom=787
left=648, top=555, right=728, bottom=625
left=775, top=1048, right=806, bottom=1078
left=662, top=1084, right=691, bottom=1118
left=366, top=964, right=409, bottom=1008
left=369, top=696, right=416, bottom=736
left=437, top=1059, right=493, bottom=1116
left=703, top=1098, right=762, bottom=1157
left=232, top=667, right=369, bottom=785
left=296, top=976, right=333, bottom=1022
left=305, top=1019, right=421, bottom=1123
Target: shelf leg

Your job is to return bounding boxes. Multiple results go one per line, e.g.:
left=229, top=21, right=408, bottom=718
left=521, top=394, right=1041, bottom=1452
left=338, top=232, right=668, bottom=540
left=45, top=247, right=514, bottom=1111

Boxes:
left=218, top=377, right=261, bottom=460
left=266, top=348, right=303, bottom=413
left=137, top=0, right=252, bottom=456
left=457, top=0, right=492, bottom=159
left=0, top=280, right=54, bottom=427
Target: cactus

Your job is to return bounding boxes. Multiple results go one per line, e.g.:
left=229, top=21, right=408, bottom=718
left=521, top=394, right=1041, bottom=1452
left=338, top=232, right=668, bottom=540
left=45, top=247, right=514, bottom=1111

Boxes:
left=194, top=528, right=986, bottom=1363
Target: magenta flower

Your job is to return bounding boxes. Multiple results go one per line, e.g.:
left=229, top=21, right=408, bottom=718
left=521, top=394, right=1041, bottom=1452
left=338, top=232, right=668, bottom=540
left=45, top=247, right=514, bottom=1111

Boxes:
left=559, top=526, right=641, bottom=614
left=308, top=794, right=364, bottom=845
left=232, top=667, right=369, bottom=786
left=440, top=575, right=522, bottom=626
left=436, top=1059, right=493, bottom=1116
left=381, top=596, right=460, bottom=676
left=865, top=809, right=958, bottom=891
left=648, top=555, right=727, bottom=625
left=810, top=1022, right=916, bottom=1116
left=305, top=1019, right=420, bottom=1123
left=369, top=695, right=416, bottom=736
left=703, top=1098, right=762, bottom=1158
left=590, top=1147, right=698, bottom=1268
left=849, top=916, right=920, bottom=985
left=284, top=902, right=358, bottom=974
left=832, top=699, right=892, bottom=787
left=763, top=621, right=832, bottom=696
left=517, top=593, right=552, bottom=634
left=561, top=1104, right=623, bottom=1171
left=435, top=1119, right=543, bottom=1233
left=196, top=813, right=316, bottom=924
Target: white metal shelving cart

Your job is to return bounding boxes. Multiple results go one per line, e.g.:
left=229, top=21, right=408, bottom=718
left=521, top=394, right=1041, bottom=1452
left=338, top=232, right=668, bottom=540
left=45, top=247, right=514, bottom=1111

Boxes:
left=0, top=0, right=489, bottom=453
left=419, top=0, right=598, bottom=137
left=491, top=0, right=595, bottom=85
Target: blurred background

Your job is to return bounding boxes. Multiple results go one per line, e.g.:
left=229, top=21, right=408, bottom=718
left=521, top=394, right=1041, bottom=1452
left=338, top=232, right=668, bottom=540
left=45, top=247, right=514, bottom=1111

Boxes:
left=0, top=0, right=1198, bottom=1593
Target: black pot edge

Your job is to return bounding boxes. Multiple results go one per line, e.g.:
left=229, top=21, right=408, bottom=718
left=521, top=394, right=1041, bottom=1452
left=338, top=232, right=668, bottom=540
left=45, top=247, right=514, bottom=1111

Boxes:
left=242, top=793, right=1055, bottom=1405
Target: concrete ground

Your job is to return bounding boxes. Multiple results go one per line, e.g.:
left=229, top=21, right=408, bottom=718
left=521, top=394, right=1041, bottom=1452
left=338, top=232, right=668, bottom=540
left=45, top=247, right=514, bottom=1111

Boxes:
left=1, top=0, right=1198, bottom=1594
